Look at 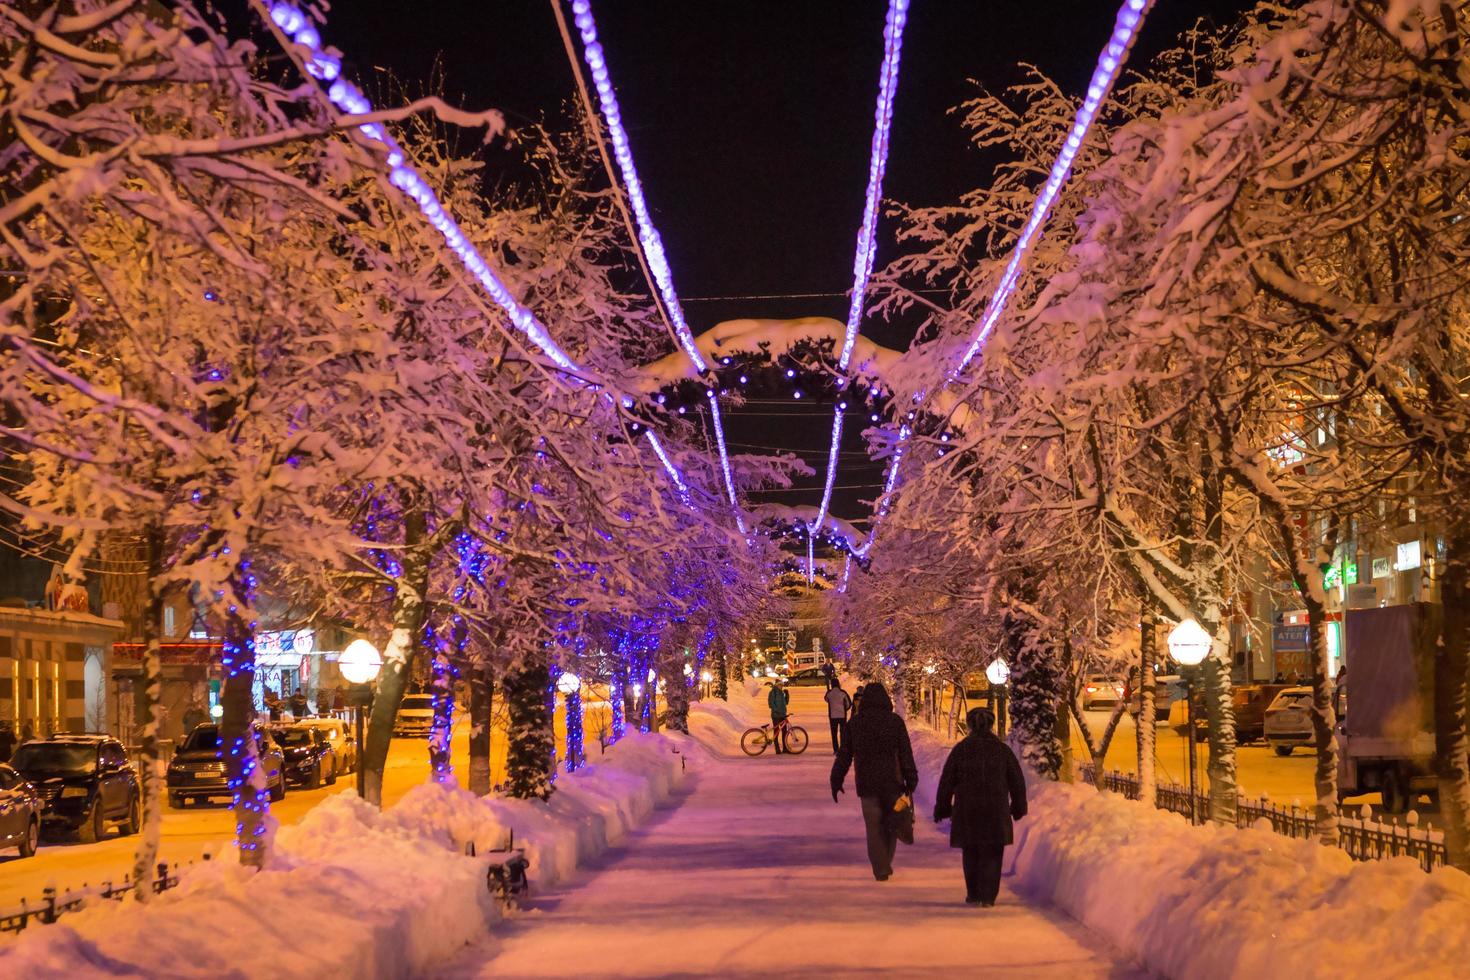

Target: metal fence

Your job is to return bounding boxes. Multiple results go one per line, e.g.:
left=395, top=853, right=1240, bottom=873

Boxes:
left=1077, top=765, right=1447, bottom=872
left=0, top=859, right=194, bottom=936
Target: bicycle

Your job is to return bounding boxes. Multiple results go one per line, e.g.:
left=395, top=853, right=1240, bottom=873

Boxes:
left=741, top=719, right=808, bottom=756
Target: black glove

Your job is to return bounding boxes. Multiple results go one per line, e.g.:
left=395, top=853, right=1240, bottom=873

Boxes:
left=831, top=785, right=844, bottom=804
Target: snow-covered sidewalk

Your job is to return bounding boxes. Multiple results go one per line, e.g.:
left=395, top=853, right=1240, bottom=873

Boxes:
left=436, top=691, right=1142, bottom=979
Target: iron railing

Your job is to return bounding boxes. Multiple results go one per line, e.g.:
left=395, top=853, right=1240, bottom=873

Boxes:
left=1077, top=765, right=1446, bottom=872
left=0, top=858, right=194, bottom=936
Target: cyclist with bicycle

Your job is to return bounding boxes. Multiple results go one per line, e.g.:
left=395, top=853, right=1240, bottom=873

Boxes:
left=766, top=680, right=791, bottom=754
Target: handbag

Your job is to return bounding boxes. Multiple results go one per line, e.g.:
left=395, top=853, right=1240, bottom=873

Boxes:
left=885, top=752, right=915, bottom=845
left=886, top=792, right=915, bottom=845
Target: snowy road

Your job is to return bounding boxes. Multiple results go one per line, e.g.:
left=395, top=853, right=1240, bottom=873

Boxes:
left=438, top=691, right=1144, bottom=979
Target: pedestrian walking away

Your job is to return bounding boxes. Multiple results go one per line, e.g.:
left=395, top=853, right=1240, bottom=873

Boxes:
left=830, top=682, right=918, bottom=881
left=824, top=679, right=852, bottom=755
left=932, top=706, right=1027, bottom=907
left=767, top=681, right=791, bottom=754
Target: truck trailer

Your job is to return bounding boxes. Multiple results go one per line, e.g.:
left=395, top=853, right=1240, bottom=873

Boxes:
left=1337, top=602, right=1443, bottom=813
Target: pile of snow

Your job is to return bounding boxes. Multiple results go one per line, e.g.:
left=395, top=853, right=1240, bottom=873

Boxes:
left=1007, top=778, right=1470, bottom=978
left=904, top=716, right=1469, bottom=977
left=0, top=733, right=687, bottom=979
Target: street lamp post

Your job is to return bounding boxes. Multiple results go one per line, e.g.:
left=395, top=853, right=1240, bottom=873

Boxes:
left=986, top=658, right=1010, bottom=739
left=1166, top=618, right=1211, bottom=825
left=338, top=638, right=382, bottom=800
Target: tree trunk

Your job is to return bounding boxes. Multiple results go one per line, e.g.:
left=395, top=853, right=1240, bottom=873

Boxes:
left=428, top=651, right=455, bottom=784
left=219, top=589, right=272, bottom=867
left=131, top=525, right=166, bottom=899
left=610, top=663, right=626, bottom=742
left=1301, top=578, right=1340, bottom=844
left=1137, top=610, right=1158, bottom=807
left=1436, top=519, right=1470, bottom=871
left=503, top=657, right=553, bottom=800
left=468, top=660, right=493, bottom=796
left=664, top=664, right=690, bottom=734
left=1200, top=622, right=1238, bottom=826
left=1009, top=620, right=1063, bottom=778
left=361, top=509, right=430, bottom=807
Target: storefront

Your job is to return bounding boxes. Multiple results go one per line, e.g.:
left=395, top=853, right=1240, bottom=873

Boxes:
left=0, top=605, right=123, bottom=739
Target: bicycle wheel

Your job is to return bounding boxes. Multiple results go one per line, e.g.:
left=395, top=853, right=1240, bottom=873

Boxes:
left=785, top=725, right=809, bottom=755
left=740, top=727, right=769, bottom=757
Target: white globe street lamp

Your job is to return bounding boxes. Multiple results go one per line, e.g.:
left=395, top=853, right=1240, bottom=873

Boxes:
left=1165, top=617, right=1210, bottom=824
left=339, top=638, right=383, bottom=685
left=338, top=638, right=381, bottom=800
left=984, top=659, right=1011, bottom=738
left=985, top=659, right=1010, bottom=686
left=556, top=671, right=581, bottom=695
left=1167, top=618, right=1212, bottom=666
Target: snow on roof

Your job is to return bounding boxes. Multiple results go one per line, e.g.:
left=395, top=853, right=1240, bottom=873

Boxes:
left=634, top=317, right=903, bottom=391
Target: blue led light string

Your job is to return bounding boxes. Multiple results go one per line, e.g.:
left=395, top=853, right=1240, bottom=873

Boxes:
left=564, top=678, right=584, bottom=773
left=219, top=562, right=272, bottom=856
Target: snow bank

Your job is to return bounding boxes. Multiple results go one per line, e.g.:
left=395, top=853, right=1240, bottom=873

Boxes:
left=905, top=720, right=1469, bottom=977
left=1007, top=779, right=1470, bottom=979
left=0, top=733, right=686, bottom=979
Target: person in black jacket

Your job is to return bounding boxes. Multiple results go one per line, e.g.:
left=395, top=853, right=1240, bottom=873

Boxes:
left=831, top=682, right=918, bottom=881
left=933, top=707, right=1028, bottom=906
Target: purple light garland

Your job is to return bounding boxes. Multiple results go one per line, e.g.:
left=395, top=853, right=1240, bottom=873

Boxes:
left=844, top=0, right=1155, bottom=584
left=809, top=0, right=909, bottom=537
left=568, top=0, right=746, bottom=529
left=267, top=3, right=579, bottom=375
left=262, top=3, right=708, bottom=517
left=954, top=0, right=1154, bottom=374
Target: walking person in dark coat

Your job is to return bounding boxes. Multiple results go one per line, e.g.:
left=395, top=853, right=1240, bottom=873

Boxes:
left=933, top=707, right=1028, bottom=906
left=831, top=682, right=918, bottom=881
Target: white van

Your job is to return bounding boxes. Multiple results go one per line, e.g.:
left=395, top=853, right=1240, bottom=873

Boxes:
left=791, top=651, right=823, bottom=671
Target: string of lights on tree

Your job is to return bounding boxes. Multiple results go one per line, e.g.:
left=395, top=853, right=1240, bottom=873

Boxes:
left=217, top=563, right=272, bottom=854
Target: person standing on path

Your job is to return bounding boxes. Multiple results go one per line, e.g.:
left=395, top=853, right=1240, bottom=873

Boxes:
left=830, top=682, right=918, bottom=881
left=932, top=706, right=1027, bottom=907
left=824, top=680, right=852, bottom=755
left=767, top=681, right=791, bottom=754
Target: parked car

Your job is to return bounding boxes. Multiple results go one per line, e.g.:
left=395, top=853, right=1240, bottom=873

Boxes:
left=1081, top=674, right=1126, bottom=710
left=296, top=718, right=357, bottom=776
left=786, top=667, right=829, bottom=686
left=0, top=763, right=41, bottom=858
left=1128, top=675, right=1186, bottom=719
left=273, top=725, right=337, bottom=789
left=166, top=724, right=286, bottom=807
left=1265, top=686, right=1315, bottom=756
left=393, top=693, right=436, bottom=737
left=1166, top=683, right=1297, bottom=743
left=9, top=735, right=140, bottom=843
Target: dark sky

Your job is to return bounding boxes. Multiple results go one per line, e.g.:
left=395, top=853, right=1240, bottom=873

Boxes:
left=324, top=0, right=1258, bottom=529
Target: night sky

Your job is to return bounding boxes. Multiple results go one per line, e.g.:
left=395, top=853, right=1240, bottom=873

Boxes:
left=324, top=0, right=1258, bottom=530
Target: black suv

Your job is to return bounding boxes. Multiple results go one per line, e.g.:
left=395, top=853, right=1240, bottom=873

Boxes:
left=9, top=735, right=140, bottom=843
left=167, top=724, right=286, bottom=807
left=272, top=725, right=338, bottom=789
